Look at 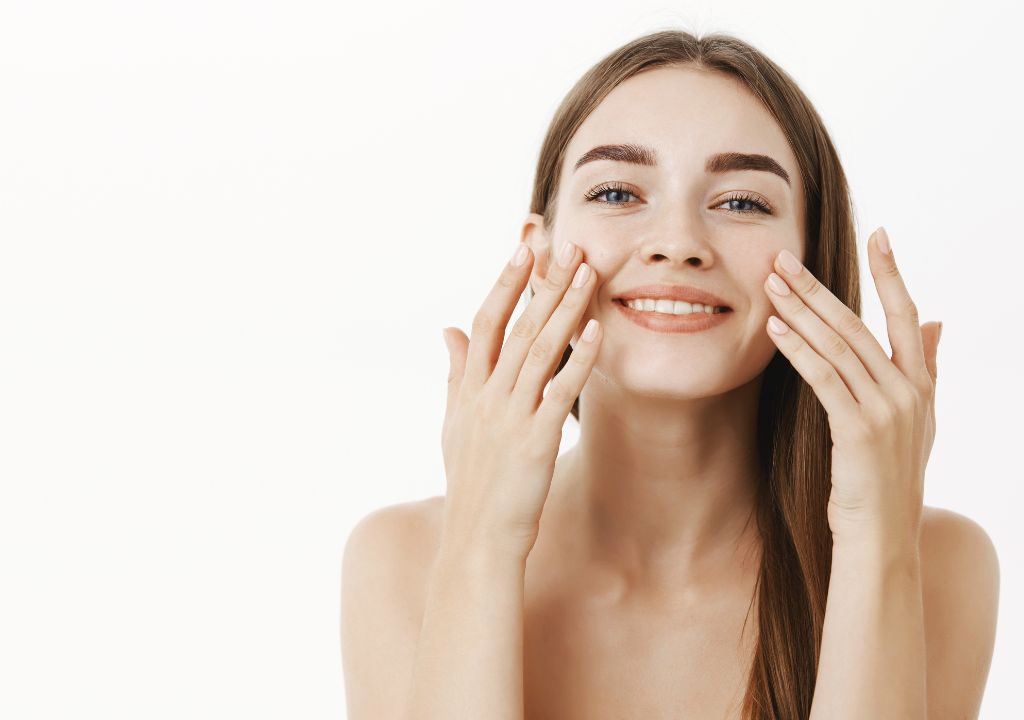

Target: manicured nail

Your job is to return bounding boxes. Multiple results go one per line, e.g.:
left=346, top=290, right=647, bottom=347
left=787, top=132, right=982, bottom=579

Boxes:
left=767, top=316, right=790, bottom=334
left=767, top=273, right=791, bottom=296
left=876, top=226, right=891, bottom=255
left=581, top=318, right=599, bottom=342
left=937, top=321, right=944, bottom=344
left=572, top=262, right=590, bottom=288
left=511, top=243, right=529, bottom=267
left=778, top=249, right=802, bottom=275
left=558, top=241, right=576, bottom=268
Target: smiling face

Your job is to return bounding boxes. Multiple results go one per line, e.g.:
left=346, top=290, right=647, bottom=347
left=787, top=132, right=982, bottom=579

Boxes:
left=523, top=64, right=807, bottom=400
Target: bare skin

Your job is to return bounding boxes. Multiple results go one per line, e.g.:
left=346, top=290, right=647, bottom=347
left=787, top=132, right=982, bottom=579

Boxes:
left=509, top=65, right=791, bottom=717
left=383, top=496, right=969, bottom=720
left=341, top=64, right=999, bottom=719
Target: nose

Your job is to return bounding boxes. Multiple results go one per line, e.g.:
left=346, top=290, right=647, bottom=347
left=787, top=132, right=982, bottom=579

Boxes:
left=637, top=227, right=716, bottom=268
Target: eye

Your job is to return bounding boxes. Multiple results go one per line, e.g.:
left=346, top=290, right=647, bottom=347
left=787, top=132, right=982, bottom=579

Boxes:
left=716, top=192, right=774, bottom=216
left=583, top=182, right=639, bottom=206
left=583, top=184, right=775, bottom=216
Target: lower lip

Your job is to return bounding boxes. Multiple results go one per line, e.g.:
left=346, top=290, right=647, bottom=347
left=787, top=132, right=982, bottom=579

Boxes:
left=613, top=299, right=733, bottom=334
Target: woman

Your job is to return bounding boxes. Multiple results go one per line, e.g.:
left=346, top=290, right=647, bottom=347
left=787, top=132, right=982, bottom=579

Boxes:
left=341, top=30, right=999, bottom=719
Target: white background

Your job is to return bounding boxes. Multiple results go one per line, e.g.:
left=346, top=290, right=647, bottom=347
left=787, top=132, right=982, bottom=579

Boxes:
left=1, top=1, right=1020, bottom=717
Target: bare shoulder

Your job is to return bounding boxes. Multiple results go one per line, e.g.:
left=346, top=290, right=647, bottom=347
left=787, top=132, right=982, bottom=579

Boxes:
left=340, top=495, right=445, bottom=719
left=919, top=504, right=999, bottom=579
left=342, top=494, right=446, bottom=614
left=918, top=504, right=1000, bottom=720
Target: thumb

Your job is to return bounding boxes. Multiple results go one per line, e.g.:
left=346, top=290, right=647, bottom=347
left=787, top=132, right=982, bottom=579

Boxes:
left=920, top=320, right=942, bottom=382
left=442, top=326, right=470, bottom=405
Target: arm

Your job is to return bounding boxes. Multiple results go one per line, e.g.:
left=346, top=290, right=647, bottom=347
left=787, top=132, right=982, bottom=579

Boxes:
left=920, top=509, right=1000, bottom=719
left=341, top=503, right=431, bottom=720
left=809, top=537, right=928, bottom=720
left=809, top=509, right=1001, bottom=720
left=406, top=531, right=527, bottom=720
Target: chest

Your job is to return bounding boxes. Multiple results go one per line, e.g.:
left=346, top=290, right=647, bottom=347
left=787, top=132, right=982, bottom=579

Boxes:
left=522, top=576, right=757, bottom=720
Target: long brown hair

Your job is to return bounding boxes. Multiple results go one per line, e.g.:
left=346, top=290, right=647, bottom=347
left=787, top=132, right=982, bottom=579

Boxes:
left=525, top=30, right=860, bottom=719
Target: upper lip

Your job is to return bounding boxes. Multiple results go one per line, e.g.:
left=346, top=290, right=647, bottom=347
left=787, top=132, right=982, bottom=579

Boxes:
left=615, top=284, right=732, bottom=308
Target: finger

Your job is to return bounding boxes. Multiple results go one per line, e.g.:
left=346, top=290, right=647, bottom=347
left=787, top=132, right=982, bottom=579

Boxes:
left=765, top=315, right=859, bottom=419
left=488, top=241, right=583, bottom=395
left=920, top=321, right=942, bottom=382
left=773, top=249, right=904, bottom=388
left=867, top=227, right=930, bottom=384
left=463, top=243, right=534, bottom=389
left=509, top=259, right=597, bottom=411
left=764, top=271, right=885, bottom=406
left=534, top=317, right=602, bottom=433
left=443, top=326, right=469, bottom=412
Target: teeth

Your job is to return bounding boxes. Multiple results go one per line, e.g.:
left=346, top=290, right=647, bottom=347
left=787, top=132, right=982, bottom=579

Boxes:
left=622, top=298, right=726, bottom=315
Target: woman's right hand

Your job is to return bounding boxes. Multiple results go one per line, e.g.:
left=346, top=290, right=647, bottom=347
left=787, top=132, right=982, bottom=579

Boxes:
left=439, top=240, right=602, bottom=559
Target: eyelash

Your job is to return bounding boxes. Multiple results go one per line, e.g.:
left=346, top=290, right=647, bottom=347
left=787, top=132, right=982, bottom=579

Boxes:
left=582, top=182, right=774, bottom=216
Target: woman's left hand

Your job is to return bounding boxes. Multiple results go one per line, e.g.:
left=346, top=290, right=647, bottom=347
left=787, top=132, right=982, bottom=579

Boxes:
left=762, top=227, right=943, bottom=549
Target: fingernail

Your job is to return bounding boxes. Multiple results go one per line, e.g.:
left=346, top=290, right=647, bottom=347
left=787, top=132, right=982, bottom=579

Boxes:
left=938, top=321, right=944, bottom=343
left=581, top=318, right=599, bottom=342
left=511, top=243, right=529, bottom=267
left=778, top=249, right=802, bottom=275
left=441, top=328, right=452, bottom=353
left=767, top=273, right=791, bottom=295
left=572, top=262, right=590, bottom=288
left=558, top=241, right=576, bottom=268
left=767, top=316, right=790, bottom=334
left=876, top=226, right=891, bottom=255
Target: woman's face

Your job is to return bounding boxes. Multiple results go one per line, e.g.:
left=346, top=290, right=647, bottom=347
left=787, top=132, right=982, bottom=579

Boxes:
left=525, top=64, right=806, bottom=400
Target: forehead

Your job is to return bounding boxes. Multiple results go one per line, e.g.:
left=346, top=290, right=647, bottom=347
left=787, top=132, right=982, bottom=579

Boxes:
left=565, top=65, right=799, bottom=181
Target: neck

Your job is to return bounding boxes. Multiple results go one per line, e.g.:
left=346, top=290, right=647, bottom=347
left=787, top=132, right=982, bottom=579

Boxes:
left=554, top=373, right=765, bottom=592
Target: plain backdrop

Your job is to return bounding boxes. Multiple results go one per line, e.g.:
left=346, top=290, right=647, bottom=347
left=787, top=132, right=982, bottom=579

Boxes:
left=1, top=1, right=1021, bottom=718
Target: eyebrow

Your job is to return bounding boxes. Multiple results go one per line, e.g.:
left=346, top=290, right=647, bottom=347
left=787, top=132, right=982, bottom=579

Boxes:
left=572, top=143, right=790, bottom=186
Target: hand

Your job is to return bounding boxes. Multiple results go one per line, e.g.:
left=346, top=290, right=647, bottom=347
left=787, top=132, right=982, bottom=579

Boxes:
left=762, top=227, right=942, bottom=547
left=440, top=240, right=602, bottom=559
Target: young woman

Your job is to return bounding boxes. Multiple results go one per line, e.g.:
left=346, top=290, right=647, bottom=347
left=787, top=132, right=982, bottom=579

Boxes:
left=341, top=30, right=999, bottom=720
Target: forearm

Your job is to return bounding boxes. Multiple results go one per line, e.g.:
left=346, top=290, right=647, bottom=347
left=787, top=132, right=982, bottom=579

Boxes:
left=809, top=537, right=927, bottom=720
left=406, top=533, right=527, bottom=720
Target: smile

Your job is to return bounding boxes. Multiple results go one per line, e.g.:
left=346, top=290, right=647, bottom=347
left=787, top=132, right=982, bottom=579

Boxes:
left=613, top=298, right=733, bottom=334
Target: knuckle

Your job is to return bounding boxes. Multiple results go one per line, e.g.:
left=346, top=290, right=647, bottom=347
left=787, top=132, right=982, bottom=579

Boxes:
left=471, top=310, right=495, bottom=336
left=801, top=277, right=823, bottom=297
left=544, top=379, right=574, bottom=405
left=543, top=273, right=563, bottom=293
left=837, top=312, right=866, bottom=338
left=905, top=300, right=920, bottom=324
left=823, top=332, right=848, bottom=358
left=527, top=335, right=554, bottom=364
left=497, top=269, right=518, bottom=290
left=510, top=313, right=539, bottom=340
left=882, top=261, right=902, bottom=278
left=866, top=400, right=898, bottom=428
left=788, top=300, right=810, bottom=318
left=891, top=383, right=918, bottom=413
left=809, top=361, right=836, bottom=388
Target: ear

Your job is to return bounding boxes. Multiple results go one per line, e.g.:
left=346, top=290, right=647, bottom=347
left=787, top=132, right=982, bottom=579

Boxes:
left=521, top=212, right=553, bottom=296
left=920, top=320, right=942, bottom=382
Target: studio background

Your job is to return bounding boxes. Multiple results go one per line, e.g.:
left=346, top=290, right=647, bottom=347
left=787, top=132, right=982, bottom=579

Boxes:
left=0, top=1, right=1020, bottom=718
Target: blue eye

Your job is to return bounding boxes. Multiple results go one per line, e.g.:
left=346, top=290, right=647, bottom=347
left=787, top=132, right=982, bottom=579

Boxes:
left=583, top=182, right=638, bottom=206
left=583, top=182, right=774, bottom=216
left=718, top=192, right=774, bottom=215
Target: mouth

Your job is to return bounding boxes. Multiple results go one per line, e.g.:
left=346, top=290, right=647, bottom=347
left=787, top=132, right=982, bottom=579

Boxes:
left=613, top=298, right=732, bottom=315
left=612, top=297, right=734, bottom=334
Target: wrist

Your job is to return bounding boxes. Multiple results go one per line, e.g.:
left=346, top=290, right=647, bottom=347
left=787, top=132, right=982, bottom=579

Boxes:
left=831, top=532, right=921, bottom=573
left=438, top=526, right=532, bottom=569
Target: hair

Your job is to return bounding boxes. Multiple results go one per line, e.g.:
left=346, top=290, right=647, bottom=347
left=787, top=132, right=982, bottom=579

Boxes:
left=524, top=29, right=860, bottom=719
